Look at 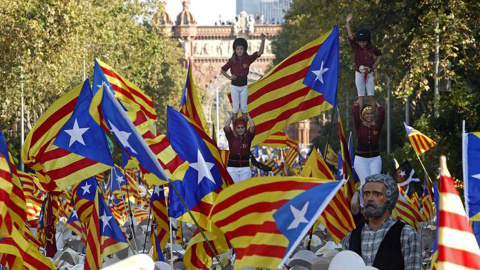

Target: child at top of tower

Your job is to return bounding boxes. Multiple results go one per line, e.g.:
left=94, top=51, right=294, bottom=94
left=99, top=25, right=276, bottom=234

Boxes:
left=346, top=13, right=383, bottom=113
left=221, top=33, right=267, bottom=122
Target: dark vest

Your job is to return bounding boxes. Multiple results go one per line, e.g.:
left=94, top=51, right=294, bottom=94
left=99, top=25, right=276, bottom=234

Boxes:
left=349, top=219, right=405, bottom=270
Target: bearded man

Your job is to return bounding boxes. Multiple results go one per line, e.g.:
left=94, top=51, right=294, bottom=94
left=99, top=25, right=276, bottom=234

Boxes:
left=341, top=174, right=421, bottom=270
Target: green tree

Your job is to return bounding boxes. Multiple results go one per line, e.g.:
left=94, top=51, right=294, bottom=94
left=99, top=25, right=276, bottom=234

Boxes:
left=0, top=0, right=185, bottom=164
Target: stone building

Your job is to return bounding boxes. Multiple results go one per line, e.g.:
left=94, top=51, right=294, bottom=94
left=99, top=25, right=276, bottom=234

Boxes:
left=153, top=1, right=322, bottom=148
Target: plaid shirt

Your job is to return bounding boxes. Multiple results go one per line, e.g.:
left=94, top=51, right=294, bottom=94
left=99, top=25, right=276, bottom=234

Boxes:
left=341, top=216, right=421, bottom=270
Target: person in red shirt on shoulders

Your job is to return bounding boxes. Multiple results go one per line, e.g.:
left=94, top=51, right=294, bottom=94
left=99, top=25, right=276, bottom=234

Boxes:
left=224, top=112, right=255, bottom=183
left=221, top=34, right=266, bottom=122
left=353, top=100, right=385, bottom=186
left=346, top=13, right=382, bottom=112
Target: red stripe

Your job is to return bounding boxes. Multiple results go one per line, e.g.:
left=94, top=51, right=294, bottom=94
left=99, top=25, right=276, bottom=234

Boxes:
left=415, top=135, right=428, bottom=151
left=438, top=244, right=480, bottom=268
left=216, top=200, right=288, bottom=228
left=254, top=95, right=325, bottom=135
left=410, top=135, right=423, bottom=154
left=101, top=67, right=154, bottom=107
left=439, top=175, right=458, bottom=194
left=249, top=66, right=310, bottom=103
left=109, top=83, right=156, bottom=119
left=45, top=157, right=99, bottom=180
left=212, top=181, right=318, bottom=216
left=439, top=210, right=473, bottom=233
left=30, top=97, right=78, bottom=148
left=225, top=221, right=280, bottom=239
left=192, top=200, right=213, bottom=216
left=189, top=245, right=210, bottom=270
left=235, top=244, right=286, bottom=260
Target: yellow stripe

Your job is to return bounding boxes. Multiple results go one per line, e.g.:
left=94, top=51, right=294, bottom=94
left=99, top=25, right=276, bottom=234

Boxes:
left=237, top=254, right=283, bottom=270
left=436, top=261, right=479, bottom=270
left=440, top=193, right=468, bottom=217
left=439, top=227, right=480, bottom=253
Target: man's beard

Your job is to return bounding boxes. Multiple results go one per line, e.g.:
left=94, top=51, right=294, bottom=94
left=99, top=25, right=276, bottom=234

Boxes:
left=363, top=201, right=387, bottom=218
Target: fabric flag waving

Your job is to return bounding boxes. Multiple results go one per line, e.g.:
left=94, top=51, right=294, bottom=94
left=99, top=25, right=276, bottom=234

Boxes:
left=150, top=185, right=169, bottom=250
left=248, top=26, right=339, bottom=145
left=93, top=59, right=157, bottom=120
left=85, top=187, right=129, bottom=270
left=463, top=131, right=480, bottom=221
left=179, top=62, right=210, bottom=134
left=337, top=108, right=355, bottom=201
left=210, top=176, right=344, bottom=269
left=299, top=147, right=334, bottom=179
left=421, top=176, right=435, bottom=222
left=54, top=79, right=114, bottom=167
left=0, top=135, right=13, bottom=237
left=404, top=123, right=436, bottom=155
left=436, top=157, right=480, bottom=269
left=392, top=160, right=422, bottom=197
left=95, top=85, right=170, bottom=184
left=167, top=106, right=233, bottom=229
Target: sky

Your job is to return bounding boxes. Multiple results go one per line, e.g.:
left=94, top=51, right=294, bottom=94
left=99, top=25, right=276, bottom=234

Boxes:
left=164, top=0, right=236, bottom=26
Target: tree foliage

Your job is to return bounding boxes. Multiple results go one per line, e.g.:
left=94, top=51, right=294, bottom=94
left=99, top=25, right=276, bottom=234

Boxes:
left=0, top=0, right=185, bottom=162
left=274, top=0, right=480, bottom=178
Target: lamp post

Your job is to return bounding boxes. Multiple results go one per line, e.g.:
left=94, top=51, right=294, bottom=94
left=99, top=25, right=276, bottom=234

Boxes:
left=20, top=69, right=25, bottom=171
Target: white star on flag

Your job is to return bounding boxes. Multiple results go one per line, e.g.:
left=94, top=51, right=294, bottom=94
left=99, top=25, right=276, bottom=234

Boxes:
left=109, top=121, right=138, bottom=154
left=64, top=119, right=89, bottom=147
left=400, top=171, right=406, bottom=177
left=81, top=182, right=92, bottom=195
left=153, top=186, right=162, bottom=197
left=287, top=201, right=310, bottom=230
left=190, top=150, right=215, bottom=185
left=472, top=174, right=480, bottom=180
left=311, top=61, right=329, bottom=84
left=71, top=210, right=78, bottom=219
left=116, top=175, right=125, bottom=185
left=100, top=211, right=113, bottom=232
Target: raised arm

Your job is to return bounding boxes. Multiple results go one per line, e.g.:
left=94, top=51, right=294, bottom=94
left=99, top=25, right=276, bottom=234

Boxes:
left=247, top=113, right=255, bottom=133
left=346, top=13, right=354, bottom=40
left=258, top=33, right=266, bottom=56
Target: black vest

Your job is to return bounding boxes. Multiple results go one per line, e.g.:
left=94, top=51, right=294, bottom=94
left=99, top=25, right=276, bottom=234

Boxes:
left=349, top=219, right=405, bottom=270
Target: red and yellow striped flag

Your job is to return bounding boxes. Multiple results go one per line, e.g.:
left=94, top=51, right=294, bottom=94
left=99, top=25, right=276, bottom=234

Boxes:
left=285, top=147, right=299, bottom=168
left=392, top=187, right=423, bottom=230
left=337, top=108, right=355, bottom=202
left=436, top=158, right=480, bottom=269
left=180, top=62, right=210, bottom=134
left=422, top=177, right=435, bottom=222
left=95, top=59, right=157, bottom=120
left=300, top=147, right=335, bottom=179
left=404, top=123, right=437, bottom=155
left=22, top=83, right=111, bottom=190
left=248, top=28, right=337, bottom=145
left=0, top=152, right=13, bottom=237
left=260, top=131, right=288, bottom=148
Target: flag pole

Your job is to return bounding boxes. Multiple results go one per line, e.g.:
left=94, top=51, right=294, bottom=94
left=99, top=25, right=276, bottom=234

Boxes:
left=169, top=217, right=174, bottom=268
left=414, top=153, right=434, bottom=186
left=323, top=105, right=337, bottom=159
left=168, top=181, right=226, bottom=270
left=124, top=177, right=140, bottom=252
left=142, top=201, right=153, bottom=253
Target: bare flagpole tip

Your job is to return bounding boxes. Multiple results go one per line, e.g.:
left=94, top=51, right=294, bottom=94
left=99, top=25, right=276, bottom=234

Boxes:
left=439, top=155, right=451, bottom=178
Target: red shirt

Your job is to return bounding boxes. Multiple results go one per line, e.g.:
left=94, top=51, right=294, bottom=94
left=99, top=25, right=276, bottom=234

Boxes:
left=221, top=52, right=260, bottom=86
left=353, top=102, right=385, bottom=157
left=224, top=127, right=255, bottom=167
left=348, top=38, right=382, bottom=72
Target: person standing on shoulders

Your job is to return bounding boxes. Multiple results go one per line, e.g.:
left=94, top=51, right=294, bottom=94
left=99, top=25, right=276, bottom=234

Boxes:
left=224, top=112, right=255, bottom=183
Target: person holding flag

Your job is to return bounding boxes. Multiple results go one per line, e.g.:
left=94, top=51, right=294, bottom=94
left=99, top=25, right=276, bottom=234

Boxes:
left=224, top=112, right=255, bottom=183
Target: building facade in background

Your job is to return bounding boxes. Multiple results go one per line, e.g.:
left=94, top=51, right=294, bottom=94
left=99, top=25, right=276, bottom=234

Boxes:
left=236, top=0, right=292, bottom=24
left=154, top=1, right=320, bottom=148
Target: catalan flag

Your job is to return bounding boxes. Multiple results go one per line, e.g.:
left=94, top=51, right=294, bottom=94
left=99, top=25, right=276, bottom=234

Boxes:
left=299, top=147, right=334, bottom=179
left=463, top=131, right=480, bottom=221
left=95, top=85, right=170, bottom=185
left=0, top=228, right=56, bottom=269
left=422, top=176, right=435, bottom=222
left=73, top=177, right=98, bottom=224
left=150, top=185, right=169, bottom=250
left=151, top=224, right=165, bottom=262
left=66, top=207, right=87, bottom=242
left=248, top=27, right=339, bottom=145
left=261, top=131, right=288, bottom=148
left=337, top=108, right=355, bottom=201
left=285, top=147, right=299, bottom=168
left=85, top=187, right=129, bottom=270
left=183, top=229, right=230, bottom=270
left=93, top=59, right=157, bottom=120
left=21, top=82, right=111, bottom=191
left=325, top=144, right=338, bottom=168
left=210, top=177, right=344, bottom=269
left=167, top=106, right=233, bottom=229
left=436, top=162, right=480, bottom=269
left=392, top=187, right=422, bottom=230
left=0, top=133, right=26, bottom=230
left=0, top=144, right=13, bottom=238
left=180, top=62, right=209, bottom=134
left=404, top=122, right=437, bottom=155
